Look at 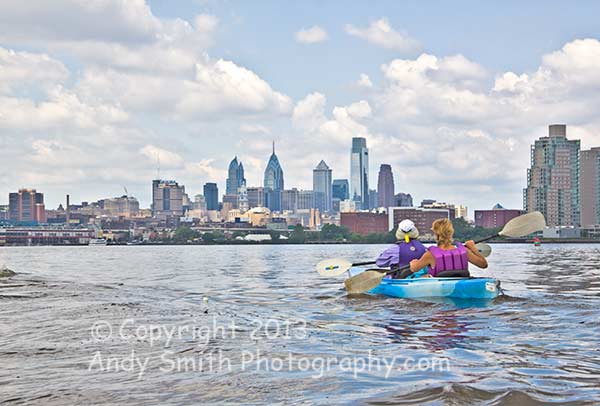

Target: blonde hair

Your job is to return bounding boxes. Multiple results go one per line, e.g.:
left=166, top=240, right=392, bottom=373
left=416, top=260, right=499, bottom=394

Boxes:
left=431, top=218, right=454, bottom=246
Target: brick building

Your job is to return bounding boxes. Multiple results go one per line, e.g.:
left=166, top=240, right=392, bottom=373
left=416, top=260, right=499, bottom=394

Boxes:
left=340, top=212, right=388, bottom=235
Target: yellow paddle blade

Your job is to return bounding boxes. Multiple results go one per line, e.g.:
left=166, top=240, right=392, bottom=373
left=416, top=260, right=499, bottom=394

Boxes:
left=499, top=211, right=546, bottom=238
left=344, top=269, right=387, bottom=294
left=316, top=258, right=353, bottom=277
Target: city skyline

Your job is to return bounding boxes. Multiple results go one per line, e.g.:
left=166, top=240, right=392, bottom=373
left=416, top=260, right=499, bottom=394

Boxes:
left=1, top=1, right=600, bottom=211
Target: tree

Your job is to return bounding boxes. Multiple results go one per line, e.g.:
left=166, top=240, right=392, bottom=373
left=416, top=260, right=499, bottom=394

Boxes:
left=289, top=224, right=306, bottom=244
left=320, top=224, right=351, bottom=241
left=174, top=226, right=197, bottom=243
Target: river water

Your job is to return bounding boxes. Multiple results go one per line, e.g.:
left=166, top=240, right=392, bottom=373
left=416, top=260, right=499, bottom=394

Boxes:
left=1, top=244, right=599, bottom=405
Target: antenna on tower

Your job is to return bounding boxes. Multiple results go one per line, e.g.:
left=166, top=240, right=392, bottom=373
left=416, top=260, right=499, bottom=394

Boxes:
left=156, top=152, right=161, bottom=180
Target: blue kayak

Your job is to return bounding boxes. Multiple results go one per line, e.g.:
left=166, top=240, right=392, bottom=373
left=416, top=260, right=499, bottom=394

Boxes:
left=369, top=276, right=500, bottom=300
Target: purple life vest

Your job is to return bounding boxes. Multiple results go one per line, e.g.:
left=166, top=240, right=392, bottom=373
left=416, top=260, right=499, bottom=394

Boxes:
left=427, top=242, right=468, bottom=277
left=398, top=240, right=427, bottom=267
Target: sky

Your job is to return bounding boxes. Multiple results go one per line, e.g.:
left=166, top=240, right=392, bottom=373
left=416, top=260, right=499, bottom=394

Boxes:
left=1, top=0, right=600, bottom=216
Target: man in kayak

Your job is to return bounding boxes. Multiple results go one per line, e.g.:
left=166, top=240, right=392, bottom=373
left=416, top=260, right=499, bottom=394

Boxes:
left=376, top=219, right=426, bottom=278
left=409, top=218, right=487, bottom=277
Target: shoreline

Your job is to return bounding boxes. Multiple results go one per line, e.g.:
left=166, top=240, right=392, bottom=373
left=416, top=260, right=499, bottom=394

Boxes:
left=2, top=239, right=600, bottom=247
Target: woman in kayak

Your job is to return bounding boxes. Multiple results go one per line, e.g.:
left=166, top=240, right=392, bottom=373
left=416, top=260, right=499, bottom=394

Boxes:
left=376, top=219, right=426, bottom=278
left=409, top=218, right=487, bottom=277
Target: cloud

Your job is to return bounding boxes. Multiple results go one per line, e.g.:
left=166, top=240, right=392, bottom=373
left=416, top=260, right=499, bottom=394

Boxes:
left=240, top=123, right=271, bottom=134
left=139, top=145, right=185, bottom=169
left=357, top=73, right=373, bottom=89
left=0, top=47, right=69, bottom=93
left=295, top=26, right=328, bottom=44
left=345, top=18, right=420, bottom=53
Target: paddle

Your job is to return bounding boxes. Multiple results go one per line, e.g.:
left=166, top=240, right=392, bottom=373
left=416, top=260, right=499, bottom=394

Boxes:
left=315, top=243, right=492, bottom=277
left=344, top=211, right=546, bottom=295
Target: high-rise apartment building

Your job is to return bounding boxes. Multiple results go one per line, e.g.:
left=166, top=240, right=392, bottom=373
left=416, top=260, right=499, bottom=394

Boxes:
left=313, top=160, right=332, bottom=212
left=350, top=137, right=369, bottom=210
left=581, top=147, right=600, bottom=226
left=8, top=188, right=46, bottom=224
left=203, top=183, right=219, bottom=211
left=394, top=193, right=413, bottom=207
left=377, top=164, right=395, bottom=208
left=524, top=124, right=580, bottom=226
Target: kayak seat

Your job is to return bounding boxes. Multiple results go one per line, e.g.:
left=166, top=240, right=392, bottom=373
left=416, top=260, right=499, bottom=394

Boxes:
left=436, top=269, right=470, bottom=278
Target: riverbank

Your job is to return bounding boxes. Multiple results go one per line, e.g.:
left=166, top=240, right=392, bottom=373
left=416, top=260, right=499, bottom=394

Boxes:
left=2, top=238, right=600, bottom=247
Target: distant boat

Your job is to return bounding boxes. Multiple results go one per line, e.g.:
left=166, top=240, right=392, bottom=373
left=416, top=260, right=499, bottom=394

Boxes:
left=533, top=236, right=541, bottom=247
left=89, top=238, right=108, bottom=246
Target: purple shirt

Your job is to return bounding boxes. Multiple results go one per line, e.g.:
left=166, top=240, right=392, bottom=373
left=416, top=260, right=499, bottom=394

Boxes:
left=376, top=240, right=427, bottom=269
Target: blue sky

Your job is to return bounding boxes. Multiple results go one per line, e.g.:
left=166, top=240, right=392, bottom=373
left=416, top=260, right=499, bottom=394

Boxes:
left=1, top=1, right=600, bottom=214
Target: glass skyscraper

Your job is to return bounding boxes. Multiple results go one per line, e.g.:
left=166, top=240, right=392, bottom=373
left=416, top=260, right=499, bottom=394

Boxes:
left=264, top=142, right=284, bottom=212
left=332, top=179, right=349, bottom=201
left=377, top=164, right=395, bottom=208
left=226, top=157, right=246, bottom=196
left=313, top=160, right=332, bottom=212
left=203, top=182, right=219, bottom=211
left=350, top=137, right=369, bottom=210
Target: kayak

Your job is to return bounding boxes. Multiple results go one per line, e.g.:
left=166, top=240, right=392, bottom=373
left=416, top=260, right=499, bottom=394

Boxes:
left=370, top=276, right=500, bottom=300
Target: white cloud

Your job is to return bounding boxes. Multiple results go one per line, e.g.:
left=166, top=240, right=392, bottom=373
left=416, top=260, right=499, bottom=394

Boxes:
left=139, top=145, right=185, bottom=169
left=295, top=26, right=328, bottom=44
left=345, top=18, right=420, bottom=53
left=0, top=47, right=69, bottom=93
left=357, top=73, right=373, bottom=88
left=240, top=124, right=271, bottom=134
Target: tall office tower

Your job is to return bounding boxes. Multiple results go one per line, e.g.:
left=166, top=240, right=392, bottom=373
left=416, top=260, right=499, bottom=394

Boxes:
left=524, top=124, right=581, bottom=226
left=226, top=157, right=246, bottom=195
left=313, top=160, right=332, bottom=212
left=8, top=188, right=46, bottom=224
left=203, top=182, right=219, bottom=211
left=332, top=179, right=349, bottom=201
left=394, top=192, right=413, bottom=207
left=264, top=142, right=284, bottom=212
left=247, top=187, right=265, bottom=208
left=152, top=180, right=185, bottom=219
left=350, top=137, right=369, bottom=210
left=581, top=147, right=600, bottom=226
left=377, top=164, right=395, bottom=208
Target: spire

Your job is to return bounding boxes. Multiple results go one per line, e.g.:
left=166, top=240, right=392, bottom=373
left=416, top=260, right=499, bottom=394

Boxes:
left=272, top=140, right=275, bottom=155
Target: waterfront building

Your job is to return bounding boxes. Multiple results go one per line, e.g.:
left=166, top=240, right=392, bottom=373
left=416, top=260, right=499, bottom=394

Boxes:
left=475, top=204, right=524, bottom=229
left=203, top=183, right=219, bottom=211
left=332, top=179, right=349, bottom=201
left=350, top=137, right=369, bottom=210
left=313, top=160, right=332, bottom=212
left=152, top=180, right=184, bottom=219
left=580, top=147, right=600, bottom=226
left=341, top=212, right=388, bottom=235
left=524, top=124, right=581, bottom=226
left=264, top=142, right=284, bottom=212
left=388, top=207, right=449, bottom=237
left=0, top=227, right=95, bottom=246
left=247, top=187, right=265, bottom=209
left=377, top=164, right=395, bottom=208
left=394, top=193, right=413, bottom=207
left=420, top=200, right=456, bottom=219
left=8, top=188, right=46, bottom=224
left=102, top=195, right=140, bottom=218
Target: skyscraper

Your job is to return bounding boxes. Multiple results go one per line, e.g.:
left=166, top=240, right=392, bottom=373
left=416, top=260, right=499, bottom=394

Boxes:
left=8, top=189, right=46, bottom=224
left=350, top=137, right=369, bottom=210
left=264, top=142, right=284, bottom=212
left=313, top=160, right=332, bottom=212
left=524, top=124, right=581, bottom=226
left=394, top=192, right=413, bottom=207
left=247, top=187, right=265, bottom=208
left=332, top=179, right=349, bottom=201
left=377, top=164, right=395, bottom=208
left=581, top=147, right=600, bottom=226
left=152, top=180, right=184, bottom=219
left=226, top=157, right=246, bottom=195
left=203, top=183, right=219, bottom=211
